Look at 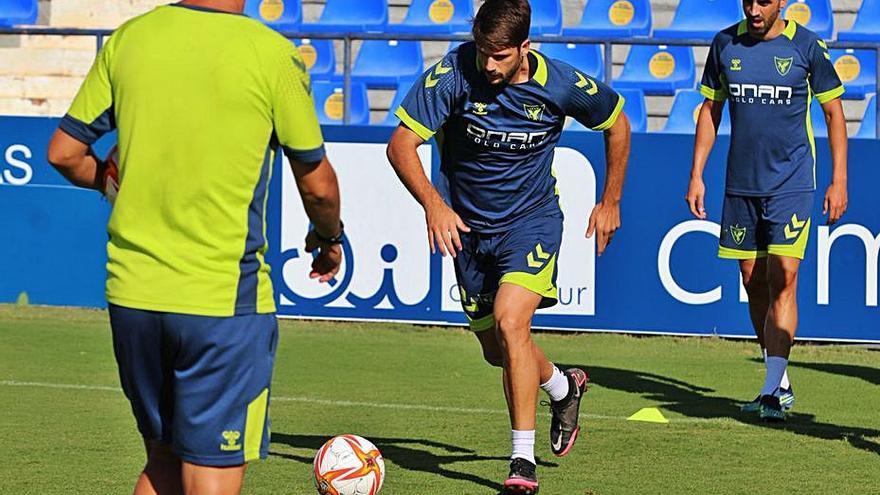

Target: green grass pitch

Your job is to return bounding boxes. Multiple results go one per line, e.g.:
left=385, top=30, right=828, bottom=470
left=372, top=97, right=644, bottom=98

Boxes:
left=1, top=305, right=879, bottom=494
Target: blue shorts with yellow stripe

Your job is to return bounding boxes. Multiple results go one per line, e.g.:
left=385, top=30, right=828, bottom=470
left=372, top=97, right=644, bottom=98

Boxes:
left=718, top=192, right=813, bottom=260
left=109, top=304, right=278, bottom=466
left=455, top=211, right=562, bottom=332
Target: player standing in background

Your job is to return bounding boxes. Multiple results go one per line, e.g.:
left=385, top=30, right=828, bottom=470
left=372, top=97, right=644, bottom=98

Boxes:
left=687, top=0, right=847, bottom=422
left=387, top=0, right=631, bottom=492
left=47, top=1, right=343, bottom=493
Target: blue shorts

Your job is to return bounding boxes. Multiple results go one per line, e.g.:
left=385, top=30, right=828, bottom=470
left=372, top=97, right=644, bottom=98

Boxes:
left=718, top=192, right=813, bottom=260
left=454, top=212, right=562, bottom=332
left=109, top=304, right=278, bottom=467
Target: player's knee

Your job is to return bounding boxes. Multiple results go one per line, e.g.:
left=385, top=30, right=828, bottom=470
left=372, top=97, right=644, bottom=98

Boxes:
left=768, top=267, right=798, bottom=294
left=494, top=313, right=530, bottom=346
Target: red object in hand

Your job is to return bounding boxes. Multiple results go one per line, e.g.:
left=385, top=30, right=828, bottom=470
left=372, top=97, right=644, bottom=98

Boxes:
left=103, top=145, right=120, bottom=205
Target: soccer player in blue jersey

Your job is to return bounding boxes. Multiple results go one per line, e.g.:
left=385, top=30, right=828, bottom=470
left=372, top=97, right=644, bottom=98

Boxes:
left=47, top=0, right=342, bottom=493
left=387, top=0, right=631, bottom=491
left=687, top=0, right=848, bottom=422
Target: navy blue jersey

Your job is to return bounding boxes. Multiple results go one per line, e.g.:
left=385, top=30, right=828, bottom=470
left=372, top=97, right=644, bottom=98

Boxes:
left=395, top=42, right=623, bottom=233
left=701, top=21, right=843, bottom=196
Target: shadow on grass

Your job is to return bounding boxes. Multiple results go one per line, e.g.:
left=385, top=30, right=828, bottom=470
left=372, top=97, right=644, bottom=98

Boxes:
left=784, top=360, right=880, bottom=387
left=271, top=433, right=558, bottom=492
left=560, top=363, right=880, bottom=456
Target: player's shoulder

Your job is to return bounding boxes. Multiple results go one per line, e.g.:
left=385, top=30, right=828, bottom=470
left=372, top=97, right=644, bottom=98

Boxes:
left=711, top=21, right=745, bottom=48
left=787, top=21, right=825, bottom=52
left=540, top=53, right=602, bottom=95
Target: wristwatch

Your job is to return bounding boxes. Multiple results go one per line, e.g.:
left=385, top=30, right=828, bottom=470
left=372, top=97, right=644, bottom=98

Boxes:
left=313, top=221, right=344, bottom=245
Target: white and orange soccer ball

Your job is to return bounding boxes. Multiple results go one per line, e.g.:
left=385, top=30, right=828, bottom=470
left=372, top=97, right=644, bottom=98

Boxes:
left=313, top=434, right=385, bottom=495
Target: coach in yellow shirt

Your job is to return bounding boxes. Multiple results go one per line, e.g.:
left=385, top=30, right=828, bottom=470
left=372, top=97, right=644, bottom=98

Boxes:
left=47, top=1, right=343, bottom=493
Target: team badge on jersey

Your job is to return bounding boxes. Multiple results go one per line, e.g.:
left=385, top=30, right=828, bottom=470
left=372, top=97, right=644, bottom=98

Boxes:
left=523, top=103, right=545, bottom=121
left=774, top=56, right=794, bottom=76
left=730, top=225, right=747, bottom=246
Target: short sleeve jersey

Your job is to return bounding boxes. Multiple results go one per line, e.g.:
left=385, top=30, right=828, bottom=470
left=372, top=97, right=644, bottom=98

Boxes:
left=395, top=42, right=624, bottom=233
left=700, top=20, right=843, bottom=196
left=60, top=4, right=325, bottom=316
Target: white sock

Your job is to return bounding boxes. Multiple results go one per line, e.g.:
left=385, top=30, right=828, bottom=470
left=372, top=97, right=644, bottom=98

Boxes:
left=760, top=356, right=788, bottom=396
left=763, top=348, right=791, bottom=389
left=540, top=365, right=570, bottom=402
left=511, top=429, right=536, bottom=465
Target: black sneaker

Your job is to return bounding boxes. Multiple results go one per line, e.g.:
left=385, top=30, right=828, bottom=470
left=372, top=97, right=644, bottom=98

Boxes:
left=759, top=394, right=786, bottom=422
left=502, top=457, right=539, bottom=494
left=548, top=368, right=589, bottom=457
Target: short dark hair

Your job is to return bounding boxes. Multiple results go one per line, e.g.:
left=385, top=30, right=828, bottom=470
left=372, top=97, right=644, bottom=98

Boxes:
left=472, top=0, right=531, bottom=52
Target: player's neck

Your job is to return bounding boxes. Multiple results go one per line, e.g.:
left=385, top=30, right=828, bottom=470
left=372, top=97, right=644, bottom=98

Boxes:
left=178, top=0, right=244, bottom=14
left=510, top=51, right=532, bottom=85
left=749, top=18, right=787, bottom=41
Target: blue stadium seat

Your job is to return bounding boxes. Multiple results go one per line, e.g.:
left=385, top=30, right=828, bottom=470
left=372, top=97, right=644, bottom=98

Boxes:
left=294, top=39, right=336, bottom=80
left=857, top=96, right=878, bottom=138
left=300, top=0, right=387, bottom=33
left=0, top=0, right=37, bottom=26
left=566, top=88, right=647, bottom=133
left=563, top=0, right=652, bottom=38
left=312, top=80, right=370, bottom=125
left=244, top=0, right=300, bottom=31
left=829, top=49, right=877, bottom=100
left=530, top=0, right=563, bottom=36
left=783, top=0, right=833, bottom=40
left=380, top=79, right=418, bottom=127
left=539, top=42, right=604, bottom=80
left=613, top=45, right=696, bottom=96
left=653, top=0, right=742, bottom=40
left=662, top=89, right=731, bottom=134
left=390, top=0, right=473, bottom=34
left=838, top=0, right=880, bottom=41
left=352, top=40, right=424, bottom=89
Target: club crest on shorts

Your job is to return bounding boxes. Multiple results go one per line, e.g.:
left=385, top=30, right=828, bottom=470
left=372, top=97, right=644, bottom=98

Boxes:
left=774, top=56, right=793, bottom=77
left=730, top=224, right=747, bottom=246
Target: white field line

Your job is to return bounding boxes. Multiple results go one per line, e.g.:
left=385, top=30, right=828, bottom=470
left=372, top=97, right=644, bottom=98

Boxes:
left=0, top=379, right=739, bottom=425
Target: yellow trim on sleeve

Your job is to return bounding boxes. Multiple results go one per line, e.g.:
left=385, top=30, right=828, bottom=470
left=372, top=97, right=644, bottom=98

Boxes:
left=700, top=84, right=727, bottom=102
left=718, top=247, right=768, bottom=260
left=244, top=388, right=269, bottom=462
left=815, top=86, right=844, bottom=104
left=394, top=107, right=435, bottom=141
left=592, top=95, right=625, bottom=131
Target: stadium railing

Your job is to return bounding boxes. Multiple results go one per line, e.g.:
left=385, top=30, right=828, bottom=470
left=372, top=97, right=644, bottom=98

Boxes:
left=0, top=26, right=878, bottom=137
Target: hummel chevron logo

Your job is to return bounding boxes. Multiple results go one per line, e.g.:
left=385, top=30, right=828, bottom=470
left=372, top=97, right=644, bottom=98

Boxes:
left=784, top=213, right=807, bottom=240
left=527, top=243, right=552, bottom=268
left=425, top=62, right=452, bottom=88
left=575, top=72, right=598, bottom=96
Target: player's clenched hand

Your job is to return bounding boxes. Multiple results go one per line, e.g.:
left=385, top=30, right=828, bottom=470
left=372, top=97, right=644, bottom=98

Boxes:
left=425, top=197, right=470, bottom=257
left=586, top=201, right=621, bottom=257
left=823, top=181, right=847, bottom=225
left=686, top=177, right=707, bottom=219
left=304, top=231, right=343, bottom=283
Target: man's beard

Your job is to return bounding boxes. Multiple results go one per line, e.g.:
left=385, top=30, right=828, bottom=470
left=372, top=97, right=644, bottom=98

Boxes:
left=486, top=55, right=523, bottom=85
